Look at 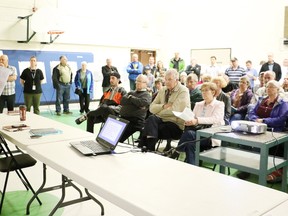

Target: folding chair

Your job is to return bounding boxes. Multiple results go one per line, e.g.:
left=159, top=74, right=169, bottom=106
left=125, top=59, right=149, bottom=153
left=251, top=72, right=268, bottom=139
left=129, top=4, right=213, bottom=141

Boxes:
left=0, top=133, right=42, bottom=214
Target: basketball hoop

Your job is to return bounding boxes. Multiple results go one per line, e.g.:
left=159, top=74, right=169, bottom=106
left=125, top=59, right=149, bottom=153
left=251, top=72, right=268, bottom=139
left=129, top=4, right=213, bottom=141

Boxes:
left=41, top=30, right=64, bottom=44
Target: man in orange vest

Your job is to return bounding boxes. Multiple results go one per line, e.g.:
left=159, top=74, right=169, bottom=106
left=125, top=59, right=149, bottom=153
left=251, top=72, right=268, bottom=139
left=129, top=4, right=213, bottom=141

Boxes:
left=86, top=72, right=126, bottom=133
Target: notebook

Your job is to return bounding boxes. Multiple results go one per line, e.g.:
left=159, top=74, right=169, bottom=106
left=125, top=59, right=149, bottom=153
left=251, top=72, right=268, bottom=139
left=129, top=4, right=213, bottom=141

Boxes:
left=70, top=115, right=129, bottom=156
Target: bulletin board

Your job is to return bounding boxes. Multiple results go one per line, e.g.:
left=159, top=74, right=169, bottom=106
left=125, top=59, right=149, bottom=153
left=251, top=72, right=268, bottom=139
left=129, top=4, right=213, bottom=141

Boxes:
left=2, top=50, right=94, bottom=105
left=190, top=48, right=231, bottom=66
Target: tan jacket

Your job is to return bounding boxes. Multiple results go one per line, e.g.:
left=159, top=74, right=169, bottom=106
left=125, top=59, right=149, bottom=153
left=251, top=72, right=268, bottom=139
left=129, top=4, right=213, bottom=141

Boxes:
left=150, top=82, right=190, bottom=130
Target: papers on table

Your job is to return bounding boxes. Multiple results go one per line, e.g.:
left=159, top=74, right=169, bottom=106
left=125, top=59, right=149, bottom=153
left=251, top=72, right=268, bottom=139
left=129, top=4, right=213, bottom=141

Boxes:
left=172, top=107, right=195, bottom=121
left=0, top=66, right=11, bottom=95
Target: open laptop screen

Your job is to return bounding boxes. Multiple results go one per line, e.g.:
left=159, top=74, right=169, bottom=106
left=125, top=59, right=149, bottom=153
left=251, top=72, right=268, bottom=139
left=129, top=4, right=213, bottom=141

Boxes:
left=96, top=115, right=129, bottom=149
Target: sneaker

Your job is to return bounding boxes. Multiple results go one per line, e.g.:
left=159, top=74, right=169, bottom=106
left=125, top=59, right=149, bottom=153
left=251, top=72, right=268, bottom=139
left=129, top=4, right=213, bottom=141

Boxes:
left=56, top=112, right=61, bottom=116
left=267, top=169, right=282, bottom=183
left=63, top=111, right=73, bottom=114
left=236, top=172, right=250, bottom=180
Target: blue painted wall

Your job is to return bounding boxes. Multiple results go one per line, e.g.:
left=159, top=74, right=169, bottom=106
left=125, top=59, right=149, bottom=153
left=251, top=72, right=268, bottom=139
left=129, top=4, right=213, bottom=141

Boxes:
left=2, top=50, right=94, bottom=105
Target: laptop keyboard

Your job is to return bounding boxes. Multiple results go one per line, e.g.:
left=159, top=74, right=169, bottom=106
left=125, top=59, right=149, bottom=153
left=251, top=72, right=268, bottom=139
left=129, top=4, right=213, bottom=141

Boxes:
left=80, top=140, right=109, bottom=152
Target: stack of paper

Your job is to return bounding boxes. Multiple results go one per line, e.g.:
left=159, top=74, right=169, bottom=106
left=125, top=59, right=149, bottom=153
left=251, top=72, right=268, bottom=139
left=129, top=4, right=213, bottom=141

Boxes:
left=172, top=107, right=195, bottom=121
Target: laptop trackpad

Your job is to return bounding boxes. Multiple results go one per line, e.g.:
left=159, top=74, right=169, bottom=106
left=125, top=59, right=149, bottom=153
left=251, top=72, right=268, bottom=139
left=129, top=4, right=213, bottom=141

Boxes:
left=71, top=143, right=95, bottom=155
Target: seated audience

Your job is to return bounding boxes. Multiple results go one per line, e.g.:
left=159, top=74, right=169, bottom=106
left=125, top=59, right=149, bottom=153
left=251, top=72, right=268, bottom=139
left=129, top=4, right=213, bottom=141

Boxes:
left=177, top=82, right=225, bottom=165
left=118, top=74, right=152, bottom=142
left=139, top=69, right=190, bottom=151
left=229, top=76, right=253, bottom=123
left=86, top=72, right=126, bottom=133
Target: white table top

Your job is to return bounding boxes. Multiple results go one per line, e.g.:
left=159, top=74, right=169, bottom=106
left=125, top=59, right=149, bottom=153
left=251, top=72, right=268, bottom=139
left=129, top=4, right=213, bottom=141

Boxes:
left=262, top=200, right=288, bottom=215
left=0, top=112, right=94, bottom=149
left=26, top=141, right=288, bottom=216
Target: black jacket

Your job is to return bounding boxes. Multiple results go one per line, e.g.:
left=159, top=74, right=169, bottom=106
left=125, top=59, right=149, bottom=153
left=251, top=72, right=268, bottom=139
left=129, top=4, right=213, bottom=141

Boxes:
left=101, top=65, right=118, bottom=87
left=259, top=62, right=282, bottom=81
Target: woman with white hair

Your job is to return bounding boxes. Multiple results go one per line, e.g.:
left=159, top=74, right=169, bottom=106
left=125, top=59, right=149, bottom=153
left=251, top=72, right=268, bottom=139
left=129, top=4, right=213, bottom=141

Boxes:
left=74, top=61, right=94, bottom=114
left=243, top=80, right=288, bottom=182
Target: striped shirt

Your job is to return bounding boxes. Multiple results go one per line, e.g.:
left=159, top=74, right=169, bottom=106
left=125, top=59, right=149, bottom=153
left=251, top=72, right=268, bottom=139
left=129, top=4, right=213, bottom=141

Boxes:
left=225, top=66, right=246, bottom=84
left=2, top=65, right=17, bottom=95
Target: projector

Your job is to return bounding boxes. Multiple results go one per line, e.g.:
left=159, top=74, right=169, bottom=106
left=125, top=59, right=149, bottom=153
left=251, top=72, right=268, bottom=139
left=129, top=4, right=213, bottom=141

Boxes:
left=231, top=120, right=267, bottom=134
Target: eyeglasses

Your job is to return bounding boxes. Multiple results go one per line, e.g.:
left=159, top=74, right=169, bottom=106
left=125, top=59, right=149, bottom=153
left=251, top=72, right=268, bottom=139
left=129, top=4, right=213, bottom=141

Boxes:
left=135, top=80, right=146, bottom=83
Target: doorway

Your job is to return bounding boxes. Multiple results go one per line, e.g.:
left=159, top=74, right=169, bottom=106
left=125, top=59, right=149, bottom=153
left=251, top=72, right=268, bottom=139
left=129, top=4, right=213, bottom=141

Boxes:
left=130, top=49, right=156, bottom=66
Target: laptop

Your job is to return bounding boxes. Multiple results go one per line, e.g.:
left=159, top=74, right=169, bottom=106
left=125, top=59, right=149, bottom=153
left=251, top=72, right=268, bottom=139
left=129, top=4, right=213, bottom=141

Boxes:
left=70, top=115, right=129, bottom=156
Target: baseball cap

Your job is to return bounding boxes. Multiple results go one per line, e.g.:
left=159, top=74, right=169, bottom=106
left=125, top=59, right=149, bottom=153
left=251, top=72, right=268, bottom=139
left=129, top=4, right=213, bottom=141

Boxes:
left=110, top=72, right=121, bottom=79
left=144, top=65, right=151, bottom=70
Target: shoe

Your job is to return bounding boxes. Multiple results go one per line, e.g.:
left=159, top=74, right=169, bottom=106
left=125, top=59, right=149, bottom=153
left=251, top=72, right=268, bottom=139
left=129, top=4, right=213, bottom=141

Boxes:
left=267, top=169, right=283, bottom=183
left=63, top=111, right=73, bottom=114
left=163, top=144, right=172, bottom=152
left=168, top=149, right=180, bottom=159
left=80, top=109, right=84, bottom=114
left=236, top=172, right=250, bottom=180
left=56, top=112, right=61, bottom=116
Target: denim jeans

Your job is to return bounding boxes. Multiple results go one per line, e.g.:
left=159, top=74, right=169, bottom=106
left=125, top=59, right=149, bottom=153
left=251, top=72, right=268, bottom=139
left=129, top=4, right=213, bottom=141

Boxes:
left=129, top=80, right=136, bottom=91
left=55, top=84, right=71, bottom=112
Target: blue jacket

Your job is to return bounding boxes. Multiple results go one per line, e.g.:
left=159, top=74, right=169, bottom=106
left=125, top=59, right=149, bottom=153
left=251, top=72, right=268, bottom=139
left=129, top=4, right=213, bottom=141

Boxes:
left=248, top=96, right=288, bottom=131
left=74, top=69, right=93, bottom=94
left=126, top=61, right=143, bottom=81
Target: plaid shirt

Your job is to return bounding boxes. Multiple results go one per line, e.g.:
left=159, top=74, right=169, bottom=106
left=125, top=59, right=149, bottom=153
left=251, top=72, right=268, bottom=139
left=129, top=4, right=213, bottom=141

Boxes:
left=2, top=65, right=17, bottom=96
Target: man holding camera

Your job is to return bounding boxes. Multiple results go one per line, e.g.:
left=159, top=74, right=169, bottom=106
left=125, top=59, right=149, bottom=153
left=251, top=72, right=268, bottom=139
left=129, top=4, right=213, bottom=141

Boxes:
left=86, top=72, right=126, bottom=133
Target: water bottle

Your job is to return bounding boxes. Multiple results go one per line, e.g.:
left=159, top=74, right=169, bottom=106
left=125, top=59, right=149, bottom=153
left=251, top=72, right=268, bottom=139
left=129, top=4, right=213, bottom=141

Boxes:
left=75, top=114, right=87, bottom=125
left=19, top=105, right=26, bottom=121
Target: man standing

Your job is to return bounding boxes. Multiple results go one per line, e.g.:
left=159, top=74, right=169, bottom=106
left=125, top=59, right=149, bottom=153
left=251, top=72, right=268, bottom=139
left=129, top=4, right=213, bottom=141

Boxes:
left=126, top=53, right=143, bottom=90
left=119, top=74, right=152, bottom=143
left=169, top=52, right=185, bottom=73
left=145, top=56, right=157, bottom=76
left=139, top=69, right=190, bottom=151
left=225, top=57, right=246, bottom=88
left=101, top=58, right=118, bottom=93
left=0, top=54, right=17, bottom=113
left=52, top=55, right=73, bottom=116
left=185, top=58, right=201, bottom=80
left=86, top=72, right=126, bottom=133
left=259, top=52, right=282, bottom=81
left=205, top=56, right=221, bottom=78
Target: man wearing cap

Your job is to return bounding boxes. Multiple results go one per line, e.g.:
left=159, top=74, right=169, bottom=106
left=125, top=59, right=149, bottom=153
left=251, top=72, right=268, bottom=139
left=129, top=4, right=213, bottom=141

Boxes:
left=224, top=57, right=246, bottom=89
left=126, top=53, right=143, bottom=90
left=86, top=72, right=126, bottom=133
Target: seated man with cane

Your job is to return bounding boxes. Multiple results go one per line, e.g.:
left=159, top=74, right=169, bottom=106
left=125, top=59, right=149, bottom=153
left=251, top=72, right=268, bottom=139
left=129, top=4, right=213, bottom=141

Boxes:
left=118, top=74, right=152, bottom=143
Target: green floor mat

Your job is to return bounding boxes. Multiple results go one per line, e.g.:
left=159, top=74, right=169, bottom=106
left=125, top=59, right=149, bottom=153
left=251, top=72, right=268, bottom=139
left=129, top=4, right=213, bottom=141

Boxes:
left=1, top=190, right=63, bottom=216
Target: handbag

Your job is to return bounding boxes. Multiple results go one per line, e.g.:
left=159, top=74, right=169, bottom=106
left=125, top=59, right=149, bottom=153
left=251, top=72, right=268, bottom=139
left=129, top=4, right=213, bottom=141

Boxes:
left=74, top=88, right=82, bottom=96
